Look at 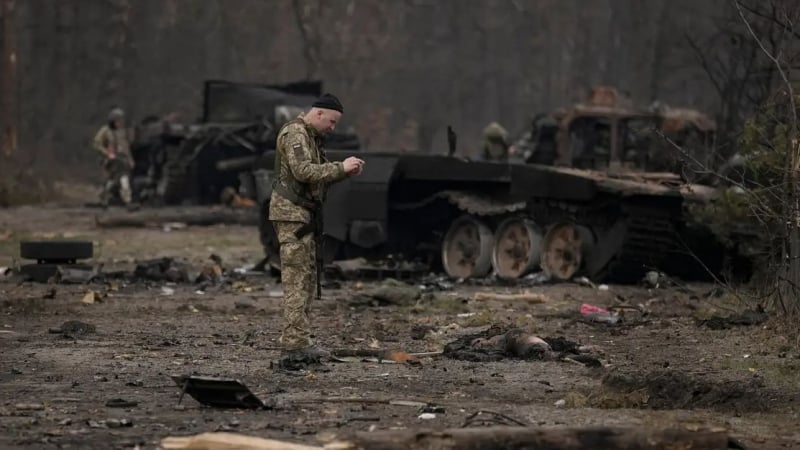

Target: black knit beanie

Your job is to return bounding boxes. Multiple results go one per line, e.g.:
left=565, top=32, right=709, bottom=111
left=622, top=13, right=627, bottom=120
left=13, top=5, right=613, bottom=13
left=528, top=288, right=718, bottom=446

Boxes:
left=312, top=93, right=343, bottom=113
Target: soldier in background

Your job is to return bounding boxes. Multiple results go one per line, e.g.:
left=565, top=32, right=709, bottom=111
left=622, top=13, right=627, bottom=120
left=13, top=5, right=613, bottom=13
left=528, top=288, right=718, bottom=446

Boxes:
left=509, top=113, right=559, bottom=165
left=93, top=107, right=134, bottom=207
left=481, top=122, right=511, bottom=161
left=269, top=93, right=364, bottom=360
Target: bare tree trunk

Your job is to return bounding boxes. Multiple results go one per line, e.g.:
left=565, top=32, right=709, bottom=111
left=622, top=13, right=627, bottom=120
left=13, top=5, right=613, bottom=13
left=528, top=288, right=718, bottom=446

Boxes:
left=784, top=132, right=800, bottom=317
left=103, top=0, right=131, bottom=104
left=0, top=0, right=17, bottom=156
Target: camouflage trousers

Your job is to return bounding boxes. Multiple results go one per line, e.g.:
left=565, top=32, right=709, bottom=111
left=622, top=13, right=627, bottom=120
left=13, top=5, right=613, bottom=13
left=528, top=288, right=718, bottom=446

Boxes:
left=273, top=220, right=317, bottom=351
left=101, top=157, right=132, bottom=205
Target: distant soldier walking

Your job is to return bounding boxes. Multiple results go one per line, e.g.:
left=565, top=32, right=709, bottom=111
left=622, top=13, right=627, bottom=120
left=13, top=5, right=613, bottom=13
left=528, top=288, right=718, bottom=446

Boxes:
left=93, top=107, right=134, bottom=207
left=269, top=93, right=364, bottom=358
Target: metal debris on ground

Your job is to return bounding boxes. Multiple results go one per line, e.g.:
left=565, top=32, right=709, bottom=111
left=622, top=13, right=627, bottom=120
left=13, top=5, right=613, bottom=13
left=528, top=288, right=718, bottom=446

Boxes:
left=170, top=375, right=270, bottom=409
left=56, top=266, right=100, bottom=284
left=48, top=320, right=96, bottom=339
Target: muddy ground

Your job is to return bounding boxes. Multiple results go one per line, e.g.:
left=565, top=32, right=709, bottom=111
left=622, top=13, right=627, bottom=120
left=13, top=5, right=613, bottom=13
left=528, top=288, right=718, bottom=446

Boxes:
left=1, top=190, right=799, bottom=449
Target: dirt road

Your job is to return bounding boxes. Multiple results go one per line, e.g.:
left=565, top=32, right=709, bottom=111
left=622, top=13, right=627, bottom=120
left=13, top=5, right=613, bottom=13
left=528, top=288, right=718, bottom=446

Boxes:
left=1, top=202, right=799, bottom=449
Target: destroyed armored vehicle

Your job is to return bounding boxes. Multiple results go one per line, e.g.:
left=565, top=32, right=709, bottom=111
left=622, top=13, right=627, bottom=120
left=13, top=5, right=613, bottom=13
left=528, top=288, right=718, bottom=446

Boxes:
left=250, top=87, right=741, bottom=284
left=128, top=80, right=360, bottom=205
left=514, top=86, right=718, bottom=182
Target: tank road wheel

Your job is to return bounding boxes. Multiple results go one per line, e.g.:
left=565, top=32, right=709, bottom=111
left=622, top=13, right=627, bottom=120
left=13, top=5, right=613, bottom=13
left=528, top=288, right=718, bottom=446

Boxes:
left=441, top=215, right=493, bottom=279
left=540, top=222, right=594, bottom=281
left=491, top=217, right=543, bottom=279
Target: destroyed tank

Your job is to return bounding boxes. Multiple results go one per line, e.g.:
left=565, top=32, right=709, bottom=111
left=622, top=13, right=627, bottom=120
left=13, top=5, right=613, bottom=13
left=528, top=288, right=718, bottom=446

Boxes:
left=128, top=80, right=360, bottom=205
left=250, top=87, right=739, bottom=284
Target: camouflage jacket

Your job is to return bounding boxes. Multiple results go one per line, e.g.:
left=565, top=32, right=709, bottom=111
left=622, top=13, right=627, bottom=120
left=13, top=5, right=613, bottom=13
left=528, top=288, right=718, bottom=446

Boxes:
left=268, top=114, right=347, bottom=223
left=93, top=125, right=132, bottom=161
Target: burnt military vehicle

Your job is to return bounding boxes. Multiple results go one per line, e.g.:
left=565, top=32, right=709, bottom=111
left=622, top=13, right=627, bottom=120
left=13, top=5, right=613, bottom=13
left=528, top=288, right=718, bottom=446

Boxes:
left=128, top=80, right=360, bottom=205
left=252, top=86, right=735, bottom=284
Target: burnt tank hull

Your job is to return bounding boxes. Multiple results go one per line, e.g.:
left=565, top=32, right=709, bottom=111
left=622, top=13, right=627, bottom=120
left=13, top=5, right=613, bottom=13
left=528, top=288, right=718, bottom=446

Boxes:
left=253, top=151, right=730, bottom=283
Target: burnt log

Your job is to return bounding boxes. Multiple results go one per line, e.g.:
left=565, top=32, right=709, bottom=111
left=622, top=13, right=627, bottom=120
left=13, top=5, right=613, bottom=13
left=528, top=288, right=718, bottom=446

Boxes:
left=341, top=426, right=743, bottom=450
left=95, top=206, right=258, bottom=228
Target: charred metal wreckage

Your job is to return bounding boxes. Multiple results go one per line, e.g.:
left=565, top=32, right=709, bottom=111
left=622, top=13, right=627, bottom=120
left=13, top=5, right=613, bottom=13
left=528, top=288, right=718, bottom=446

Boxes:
left=130, top=82, right=747, bottom=284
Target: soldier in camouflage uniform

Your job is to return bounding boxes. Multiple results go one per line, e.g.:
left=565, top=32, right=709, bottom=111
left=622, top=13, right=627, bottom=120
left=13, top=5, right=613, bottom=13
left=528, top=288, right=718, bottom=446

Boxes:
left=93, top=107, right=134, bottom=206
left=481, top=121, right=511, bottom=162
left=269, top=93, right=364, bottom=359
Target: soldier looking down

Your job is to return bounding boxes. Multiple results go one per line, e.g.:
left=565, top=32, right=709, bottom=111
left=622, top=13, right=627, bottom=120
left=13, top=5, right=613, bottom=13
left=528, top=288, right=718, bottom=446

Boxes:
left=268, top=93, right=364, bottom=360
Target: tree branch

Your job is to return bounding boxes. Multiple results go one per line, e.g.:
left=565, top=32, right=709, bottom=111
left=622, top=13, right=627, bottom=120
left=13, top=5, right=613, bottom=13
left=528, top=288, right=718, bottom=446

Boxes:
left=733, top=0, right=797, bottom=135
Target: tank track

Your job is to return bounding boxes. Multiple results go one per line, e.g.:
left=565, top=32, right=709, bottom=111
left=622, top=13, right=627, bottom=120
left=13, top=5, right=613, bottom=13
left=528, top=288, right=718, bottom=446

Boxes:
left=406, top=190, right=689, bottom=282
left=526, top=197, right=684, bottom=283
left=599, top=205, right=683, bottom=283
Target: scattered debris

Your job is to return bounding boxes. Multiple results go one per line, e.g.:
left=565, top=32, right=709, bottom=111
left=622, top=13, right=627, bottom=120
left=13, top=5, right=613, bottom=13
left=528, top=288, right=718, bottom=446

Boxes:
left=134, top=257, right=192, bottom=283
left=349, top=279, right=421, bottom=307
left=48, top=320, right=96, bottom=339
left=473, top=291, right=547, bottom=303
left=87, top=418, right=133, bottom=428
left=328, top=257, right=429, bottom=281
left=274, top=352, right=325, bottom=372
left=196, top=254, right=225, bottom=285
left=170, top=375, right=270, bottom=409
left=580, top=303, right=620, bottom=325
left=105, top=398, right=138, bottom=408
left=332, top=349, right=420, bottom=365
left=56, top=265, right=100, bottom=284
left=643, top=271, right=674, bottom=289
left=161, top=286, right=176, bottom=296
left=162, top=222, right=188, bottom=232
left=81, top=290, right=102, bottom=304
left=696, top=307, right=769, bottom=330
left=410, top=324, right=438, bottom=340
left=461, top=410, right=528, bottom=427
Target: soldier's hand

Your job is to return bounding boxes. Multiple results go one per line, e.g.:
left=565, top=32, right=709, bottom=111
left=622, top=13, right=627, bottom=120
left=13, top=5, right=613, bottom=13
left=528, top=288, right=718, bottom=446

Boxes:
left=343, top=156, right=365, bottom=176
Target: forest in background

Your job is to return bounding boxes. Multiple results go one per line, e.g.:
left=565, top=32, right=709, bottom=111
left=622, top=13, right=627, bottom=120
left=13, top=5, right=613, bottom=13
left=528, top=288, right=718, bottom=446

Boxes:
left=0, top=0, right=795, bottom=171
